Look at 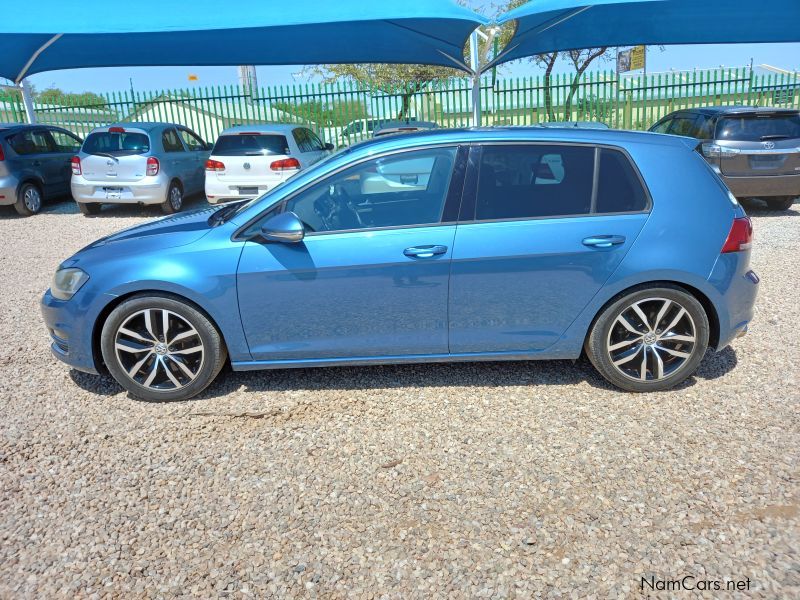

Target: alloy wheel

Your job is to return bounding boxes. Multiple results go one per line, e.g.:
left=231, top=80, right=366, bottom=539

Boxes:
left=169, top=186, right=182, bottom=211
left=606, top=297, right=697, bottom=382
left=114, top=308, right=204, bottom=391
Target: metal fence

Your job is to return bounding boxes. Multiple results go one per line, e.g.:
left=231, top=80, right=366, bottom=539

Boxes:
left=1, top=68, right=798, bottom=145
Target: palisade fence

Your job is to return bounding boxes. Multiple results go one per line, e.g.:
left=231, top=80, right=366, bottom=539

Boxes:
left=1, top=68, right=798, bottom=146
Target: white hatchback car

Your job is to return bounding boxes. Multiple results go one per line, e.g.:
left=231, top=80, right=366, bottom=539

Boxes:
left=205, top=125, right=333, bottom=204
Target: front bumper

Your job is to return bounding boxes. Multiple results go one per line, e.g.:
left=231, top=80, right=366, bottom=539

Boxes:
left=721, top=173, right=800, bottom=199
left=41, top=289, right=100, bottom=374
left=0, top=174, right=19, bottom=206
left=71, top=176, right=168, bottom=205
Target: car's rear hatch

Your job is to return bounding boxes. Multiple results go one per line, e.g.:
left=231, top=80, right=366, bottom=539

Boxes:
left=208, top=132, right=294, bottom=188
left=716, top=111, right=800, bottom=177
left=80, top=128, right=152, bottom=183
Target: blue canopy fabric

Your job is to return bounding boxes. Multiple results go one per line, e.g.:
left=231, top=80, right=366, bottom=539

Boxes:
left=493, top=0, right=800, bottom=69
left=0, top=0, right=488, bottom=82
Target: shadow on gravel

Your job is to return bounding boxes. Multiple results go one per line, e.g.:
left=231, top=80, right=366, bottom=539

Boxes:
left=68, top=347, right=739, bottom=403
left=742, top=198, right=799, bottom=217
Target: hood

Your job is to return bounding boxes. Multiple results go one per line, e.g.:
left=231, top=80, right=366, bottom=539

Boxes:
left=85, top=206, right=219, bottom=251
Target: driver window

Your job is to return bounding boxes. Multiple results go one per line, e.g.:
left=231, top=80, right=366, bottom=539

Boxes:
left=284, top=147, right=457, bottom=234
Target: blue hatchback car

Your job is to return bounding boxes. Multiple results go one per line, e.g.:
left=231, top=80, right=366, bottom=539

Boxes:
left=42, top=128, right=759, bottom=401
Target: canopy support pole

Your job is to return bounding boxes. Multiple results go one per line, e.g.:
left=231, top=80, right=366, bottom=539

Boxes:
left=470, top=29, right=481, bottom=127
left=20, top=80, right=36, bottom=124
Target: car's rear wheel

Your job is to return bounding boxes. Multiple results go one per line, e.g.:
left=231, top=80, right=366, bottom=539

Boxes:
left=100, top=295, right=227, bottom=402
left=766, top=196, right=795, bottom=211
left=14, top=182, right=43, bottom=216
left=161, top=182, right=183, bottom=214
left=78, top=202, right=101, bottom=216
left=585, top=286, right=710, bottom=392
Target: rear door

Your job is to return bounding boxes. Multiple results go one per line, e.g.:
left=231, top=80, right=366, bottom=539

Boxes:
left=449, top=144, right=651, bottom=353
left=716, top=111, right=800, bottom=177
left=161, top=127, right=193, bottom=185
left=177, top=127, right=210, bottom=193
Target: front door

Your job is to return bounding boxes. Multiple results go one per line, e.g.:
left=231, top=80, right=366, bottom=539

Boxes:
left=237, top=146, right=465, bottom=361
left=449, top=144, right=651, bottom=353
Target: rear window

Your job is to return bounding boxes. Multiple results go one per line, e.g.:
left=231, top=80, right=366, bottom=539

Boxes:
left=212, top=134, right=289, bottom=156
left=83, top=131, right=150, bottom=156
left=716, top=113, right=800, bottom=141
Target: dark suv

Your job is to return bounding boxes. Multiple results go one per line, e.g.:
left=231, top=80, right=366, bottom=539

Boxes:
left=650, top=107, right=800, bottom=210
left=0, top=124, right=83, bottom=216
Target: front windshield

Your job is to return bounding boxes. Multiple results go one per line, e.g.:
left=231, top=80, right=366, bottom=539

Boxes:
left=222, top=145, right=354, bottom=222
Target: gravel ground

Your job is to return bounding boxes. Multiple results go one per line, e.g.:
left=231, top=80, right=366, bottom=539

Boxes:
left=0, top=197, right=798, bottom=598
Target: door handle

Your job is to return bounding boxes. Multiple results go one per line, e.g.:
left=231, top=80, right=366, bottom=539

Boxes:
left=582, top=235, right=626, bottom=249
left=404, top=245, right=448, bottom=259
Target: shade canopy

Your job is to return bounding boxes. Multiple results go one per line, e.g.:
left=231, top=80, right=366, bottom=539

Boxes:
left=0, top=0, right=488, bottom=83
left=493, top=0, right=800, bottom=68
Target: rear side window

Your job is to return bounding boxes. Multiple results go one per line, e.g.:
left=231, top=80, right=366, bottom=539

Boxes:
left=716, top=113, right=800, bottom=141
left=668, top=115, right=701, bottom=138
left=650, top=119, right=672, bottom=134
left=83, top=131, right=150, bottom=156
left=475, top=145, right=595, bottom=220
left=9, top=130, right=53, bottom=155
left=162, top=129, right=185, bottom=152
left=212, top=134, right=289, bottom=156
left=49, top=129, right=82, bottom=153
left=595, top=149, right=649, bottom=214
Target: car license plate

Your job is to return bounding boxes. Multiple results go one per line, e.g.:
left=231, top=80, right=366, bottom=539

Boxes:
left=104, top=187, right=123, bottom=199
left=239, top=187, right=258, bottom=196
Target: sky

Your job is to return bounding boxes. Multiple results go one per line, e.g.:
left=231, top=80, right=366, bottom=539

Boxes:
left=5, top=0, right=799, bottom=95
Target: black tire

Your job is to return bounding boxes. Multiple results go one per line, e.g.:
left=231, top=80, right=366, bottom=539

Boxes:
left=14, top=182, right=43, bottom=216
left=161, top=182, right=183, bottom=214
left=100, top=294, right=227, bottom=402
left=585, top=285, right=710, bottom=393
left=78, top=202, right=101, bottom=216
left=766, top=196, right=795, bottom=211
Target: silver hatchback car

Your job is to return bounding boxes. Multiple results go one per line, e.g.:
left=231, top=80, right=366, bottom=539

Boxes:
left=71, top=123, right=210, bottom=215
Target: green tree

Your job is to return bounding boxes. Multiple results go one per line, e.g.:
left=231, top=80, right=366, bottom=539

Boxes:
left=273, top=99, right=369, bottom=127
left=36, top=87, right=107, bottom=107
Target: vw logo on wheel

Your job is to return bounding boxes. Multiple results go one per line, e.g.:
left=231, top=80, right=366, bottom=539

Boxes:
left=243, top=162, right=251, bottom=170
left=763, top=141, right=775, bottom=150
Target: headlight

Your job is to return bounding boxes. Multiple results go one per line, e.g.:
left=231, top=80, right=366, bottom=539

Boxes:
left=51, top=268, right=89, bottom=301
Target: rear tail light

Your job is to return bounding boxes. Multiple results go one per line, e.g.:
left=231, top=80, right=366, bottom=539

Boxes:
left=701, top=143, right=740, bottom=159
left=0, top=144, right=4, bottom=161
left=721, top=217, right=753, bottom=253
left=108, top=126, right=126, bottom=133
left=71, top=156, right=81, bottom=175
left=270, top=158, right=301, bottom=172
left=205, top=159, right=225, bottom=172
left=146, top=157, right=160, bottom=176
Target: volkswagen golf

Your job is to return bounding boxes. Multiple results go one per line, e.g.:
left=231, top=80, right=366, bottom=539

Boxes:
left=42, top=128, right=759, bottom=401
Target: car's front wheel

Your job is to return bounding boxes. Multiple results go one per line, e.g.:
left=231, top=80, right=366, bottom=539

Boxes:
left=14, top=182, right=43, bottom=216
left=100, top=295, right=227, bottom=402
left=766, top=196, right=795, bottom=211
left=585, top=286, right=710, bottom=392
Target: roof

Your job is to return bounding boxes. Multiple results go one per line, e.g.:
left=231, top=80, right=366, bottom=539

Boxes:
left=92, top=122, right=173, bottom=132
left=344, top=126, right=697, bottom=157
left=674, top=106, right=800, bottom=116
left=220, top=124, right=303, bottom=135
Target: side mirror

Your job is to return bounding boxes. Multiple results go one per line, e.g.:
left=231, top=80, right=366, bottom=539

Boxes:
left=324, top=142, right=335, bottom=151
left=260, top=211, right=305, bottom=244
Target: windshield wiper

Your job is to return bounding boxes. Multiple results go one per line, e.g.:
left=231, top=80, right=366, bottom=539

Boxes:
left=90, top=152, right=119, bottom=161
left=760, top=134, right=790, bottom=141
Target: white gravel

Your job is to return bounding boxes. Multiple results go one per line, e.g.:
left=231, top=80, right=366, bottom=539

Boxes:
left=0, top=197, right=798, bottom=598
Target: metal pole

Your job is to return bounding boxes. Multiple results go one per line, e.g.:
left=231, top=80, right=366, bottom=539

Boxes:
left=470, top=29, right=481, bottom=127
left=20, top=79, right=36, bottom=124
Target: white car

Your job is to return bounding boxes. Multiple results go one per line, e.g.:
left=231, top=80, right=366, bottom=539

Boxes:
left=205, top=125, right=333, bottom=204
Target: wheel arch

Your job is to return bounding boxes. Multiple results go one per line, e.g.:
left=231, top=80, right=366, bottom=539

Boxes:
left=583, top=280, right=720, bottom=351
left=91, top=289, right=228, bottom=373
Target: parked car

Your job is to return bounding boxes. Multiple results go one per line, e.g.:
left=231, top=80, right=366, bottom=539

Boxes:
left=650, top=107, right=800, bottom=210
left=42, top=127, right=759, bottom=402
left=373, top=121, right=438, bottom=138
left=0, top=124, right=83, bottom=216
left=205, top=125, right=333, bottom=204
left=70, top=123, right=210, bottom=215
left=338, top=118, right=388, bottom=146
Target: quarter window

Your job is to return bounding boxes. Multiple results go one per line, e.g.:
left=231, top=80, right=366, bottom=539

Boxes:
left=475, top=145, right=595, bottom=220
left=283, top=147, right=458, bottom=233
left=595, top=149, right=649, bottom=214
left=162, top=128, right=185, bottom=152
